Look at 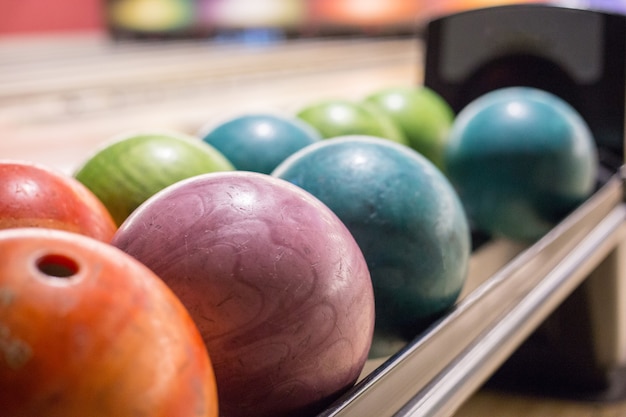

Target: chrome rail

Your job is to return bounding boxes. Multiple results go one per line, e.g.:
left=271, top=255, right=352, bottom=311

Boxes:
left=320, top=174, right=625, bottom=417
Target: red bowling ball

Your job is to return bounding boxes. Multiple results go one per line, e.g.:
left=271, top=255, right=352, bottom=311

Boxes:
left=0, top=161, right=117, bottom=242
left=112, top=171, right=375, bottom=417
left=0, top=228, right=219, bottom=417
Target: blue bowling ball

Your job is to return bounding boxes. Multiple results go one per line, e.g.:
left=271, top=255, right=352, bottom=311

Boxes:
left=200, top=113, right=322, bottom=174
left=272, top=136, right=471, bottom=357
left=444, top=87, right=598, bottom=242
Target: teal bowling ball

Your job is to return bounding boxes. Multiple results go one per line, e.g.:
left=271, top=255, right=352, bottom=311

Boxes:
left=272, top=136, right=471, bottom=357
left=296, top=99, right=408, bottom=145
left=199, top=113, right=322, bottom=174
left=444, top=87, right=598, bottom=242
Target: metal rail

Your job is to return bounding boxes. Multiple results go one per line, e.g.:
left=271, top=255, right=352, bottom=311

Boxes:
left=320, top=175, right=625, bottom=417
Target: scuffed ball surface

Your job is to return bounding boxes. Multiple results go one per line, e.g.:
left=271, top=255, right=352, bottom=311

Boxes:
left=112, top=171, right=375, bottom=417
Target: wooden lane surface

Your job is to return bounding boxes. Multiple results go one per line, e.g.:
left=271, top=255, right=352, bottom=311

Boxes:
left=0, top=35, right=421, bottom=173
left=455, top=390, right=626, bottom=417
left=2, top=34, right=626, bottom=417
left=0, top=36, right=420, bottom=97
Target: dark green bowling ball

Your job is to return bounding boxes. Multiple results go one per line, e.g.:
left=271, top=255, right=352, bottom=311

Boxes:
left=199, top=113, right=321, bottom=174
left=445, top=87, right=598, bottom=242
left=272, top=136, right=471, bottom=357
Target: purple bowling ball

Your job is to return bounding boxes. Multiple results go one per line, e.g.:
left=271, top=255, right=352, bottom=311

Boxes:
left=111, top=171, right=375, bottom=417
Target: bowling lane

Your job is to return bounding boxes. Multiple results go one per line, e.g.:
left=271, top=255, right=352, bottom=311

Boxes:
left=0, top=36, right=419, bottom=173
left=455, top=389, right=626, bottom=417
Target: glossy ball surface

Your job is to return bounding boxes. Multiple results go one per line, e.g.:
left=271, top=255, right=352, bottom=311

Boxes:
left=445, top=87, right=598, bottom=241
left=0, top=161, right=116, bottom=242
left=74, top=130, right=234, bottom=226
left=296, top=99, right=408, bottom=144
left=273, top=136, right=470, bottom=357
left=112, top=172, right=375, bottom=417
left=199, top=113, right=321, bottom=174
left=0, top=228, right=218, bottom=417
left=365, top=86, right=454, bottom=169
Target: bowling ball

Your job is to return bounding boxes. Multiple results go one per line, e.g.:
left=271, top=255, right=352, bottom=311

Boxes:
left=296, top=98, right=408, bottom=145
left=112, top=171, right=375, bottom=417
left=74, top=130, right=234, bottom=226
left=199, top=113, right=321, bottom=174
left=310, top=0, right=422, bottom=26
left=109, top=0, right=195, bottom=33
left=272, top=136, right=471, bottom=357
left=0, top=161, right=116, bottom=242
left=444, top=87, right=598, bottom=241
left=0, top=228, right=218, bottom=417
left=365, top=86, right=455, bottom=170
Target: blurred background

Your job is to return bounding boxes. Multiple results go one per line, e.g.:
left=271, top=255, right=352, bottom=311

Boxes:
left=1, top=0, right=625, bottom=174
left=2, top=0, right=625, bottom=40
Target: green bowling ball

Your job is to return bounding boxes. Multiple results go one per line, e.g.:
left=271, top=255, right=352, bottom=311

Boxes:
left=273, top=136, right=471, bottom=357
left=365, top=86, right=454, bottom=170
left=445, top=87, right=598, bottom=242
left=296, top=99, right=408, bottom=145
left=74, top=130, right=234, bottom=226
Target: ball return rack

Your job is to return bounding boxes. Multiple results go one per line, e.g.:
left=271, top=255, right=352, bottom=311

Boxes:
left=1, top=4, right=625, bottom=417
left=319, top=5, right=626, bottom=416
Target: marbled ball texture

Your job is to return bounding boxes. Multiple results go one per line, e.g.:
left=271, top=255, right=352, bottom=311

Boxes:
left=112, top=171, right=375, bottom=417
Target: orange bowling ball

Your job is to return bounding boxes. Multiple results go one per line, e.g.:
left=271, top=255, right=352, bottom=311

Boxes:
left=0, top=161, right=117, bottom=242
left=0, top=228, right=219, bottom=417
